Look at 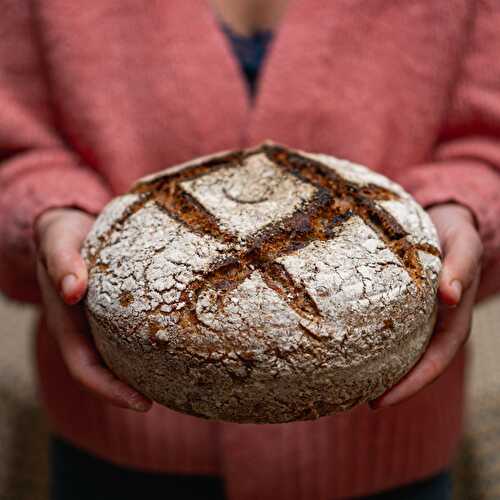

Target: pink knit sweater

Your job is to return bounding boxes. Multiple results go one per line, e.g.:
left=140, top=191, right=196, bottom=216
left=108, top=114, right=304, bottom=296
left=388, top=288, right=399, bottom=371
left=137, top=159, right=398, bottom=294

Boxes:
left=1, top=1, right=500, bottom=498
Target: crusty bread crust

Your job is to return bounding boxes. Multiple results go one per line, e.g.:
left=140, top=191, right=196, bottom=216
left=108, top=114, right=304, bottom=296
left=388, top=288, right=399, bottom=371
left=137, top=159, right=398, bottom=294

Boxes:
left=82, top=142, right=441, bottom=423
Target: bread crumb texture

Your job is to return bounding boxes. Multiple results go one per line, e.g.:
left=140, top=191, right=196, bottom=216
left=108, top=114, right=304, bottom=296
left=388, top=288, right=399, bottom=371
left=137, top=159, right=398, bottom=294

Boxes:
left=82, top=143, right=441, bottom=423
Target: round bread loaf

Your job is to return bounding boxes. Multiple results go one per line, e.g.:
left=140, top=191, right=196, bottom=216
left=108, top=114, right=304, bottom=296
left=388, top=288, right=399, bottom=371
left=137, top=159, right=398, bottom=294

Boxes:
left=82, top=142, right=442, bottom=423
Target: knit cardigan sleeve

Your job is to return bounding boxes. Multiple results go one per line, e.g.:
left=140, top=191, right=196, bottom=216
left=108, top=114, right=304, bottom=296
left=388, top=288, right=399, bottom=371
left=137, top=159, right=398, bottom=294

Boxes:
left=0, top=2, right=113, bottom=303
left=393, top=0, right=500, bottom=278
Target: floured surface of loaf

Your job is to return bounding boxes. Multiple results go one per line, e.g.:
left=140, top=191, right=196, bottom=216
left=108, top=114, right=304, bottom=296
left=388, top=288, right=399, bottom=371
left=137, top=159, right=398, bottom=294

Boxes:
left=82, top=142, right=441, bottom=423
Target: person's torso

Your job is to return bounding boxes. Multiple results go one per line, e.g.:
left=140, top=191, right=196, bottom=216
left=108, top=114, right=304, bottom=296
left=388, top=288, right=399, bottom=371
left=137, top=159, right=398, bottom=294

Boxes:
left=31, top=3, right=474, bottom=498
left=33, top=0, right=474, bottom=194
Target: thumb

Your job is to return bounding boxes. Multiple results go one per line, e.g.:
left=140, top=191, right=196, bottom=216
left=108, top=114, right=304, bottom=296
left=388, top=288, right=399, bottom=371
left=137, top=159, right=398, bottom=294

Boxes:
left=438, top=224, right=483, bottom=306
left=36, top=209, right=95, bottom=304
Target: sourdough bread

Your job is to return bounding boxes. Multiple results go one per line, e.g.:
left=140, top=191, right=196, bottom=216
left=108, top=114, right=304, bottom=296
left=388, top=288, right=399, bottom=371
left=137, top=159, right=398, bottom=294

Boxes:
left=82, top=142, right=441, bottom=423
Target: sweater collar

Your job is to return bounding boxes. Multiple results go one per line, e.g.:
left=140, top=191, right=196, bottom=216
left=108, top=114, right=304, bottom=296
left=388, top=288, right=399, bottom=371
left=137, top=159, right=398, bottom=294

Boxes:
left=169, top=0, right=327, bottom=153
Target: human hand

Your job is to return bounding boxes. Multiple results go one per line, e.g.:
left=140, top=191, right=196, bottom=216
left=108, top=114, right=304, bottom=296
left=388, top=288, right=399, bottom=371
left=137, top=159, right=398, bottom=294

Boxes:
left=34, top=208, right=153, bottom=412
left=371, top=203, right=482, bottom=408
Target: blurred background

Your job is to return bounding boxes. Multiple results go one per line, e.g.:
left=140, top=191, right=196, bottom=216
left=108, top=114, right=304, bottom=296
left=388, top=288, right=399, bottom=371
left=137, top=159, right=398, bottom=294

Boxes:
left=0, top=293, right=499, bottom=500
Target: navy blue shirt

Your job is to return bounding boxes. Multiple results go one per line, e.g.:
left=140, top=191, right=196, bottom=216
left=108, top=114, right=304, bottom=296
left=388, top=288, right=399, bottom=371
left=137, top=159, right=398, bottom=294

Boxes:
left=219, top=22, right=274, bottom=98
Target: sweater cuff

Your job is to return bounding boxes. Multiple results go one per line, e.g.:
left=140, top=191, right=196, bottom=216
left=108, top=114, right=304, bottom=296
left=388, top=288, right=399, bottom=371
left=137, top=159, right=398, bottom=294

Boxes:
left=0, top=156, right=113, bottom=303
left=5, top=165, right=112, bottom=253
left=393, top=159, right=500, bottom=260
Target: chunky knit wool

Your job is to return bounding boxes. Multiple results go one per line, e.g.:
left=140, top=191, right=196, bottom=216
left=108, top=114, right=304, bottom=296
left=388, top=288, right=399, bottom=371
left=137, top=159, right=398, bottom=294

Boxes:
left=1, top=1, right=500, bottom=498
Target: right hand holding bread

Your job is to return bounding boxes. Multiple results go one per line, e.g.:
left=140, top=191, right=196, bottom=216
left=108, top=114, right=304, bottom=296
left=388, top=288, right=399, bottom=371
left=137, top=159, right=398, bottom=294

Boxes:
left=34, top=208, right=153, bottom=412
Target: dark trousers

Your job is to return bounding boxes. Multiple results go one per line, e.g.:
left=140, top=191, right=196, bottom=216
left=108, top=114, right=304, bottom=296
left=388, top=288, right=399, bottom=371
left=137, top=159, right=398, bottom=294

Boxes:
left=50, top=435, right=452, bottom=500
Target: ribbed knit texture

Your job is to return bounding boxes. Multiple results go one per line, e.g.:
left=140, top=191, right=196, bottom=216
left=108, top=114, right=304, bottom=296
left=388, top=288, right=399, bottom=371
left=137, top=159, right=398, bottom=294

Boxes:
left=1, top=1, right=500, bottom=498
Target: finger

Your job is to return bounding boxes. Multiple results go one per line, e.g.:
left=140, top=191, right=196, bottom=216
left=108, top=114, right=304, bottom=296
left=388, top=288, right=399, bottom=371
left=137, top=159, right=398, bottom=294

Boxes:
left=371, top=272, right=479, bottom=409
left=38, top=215, right=93, bottom=304
left=59, top=327, right=153, bottom=412
left=37, top=261, right=153, bottom=412
left=438, top=225, right=483, bottom=306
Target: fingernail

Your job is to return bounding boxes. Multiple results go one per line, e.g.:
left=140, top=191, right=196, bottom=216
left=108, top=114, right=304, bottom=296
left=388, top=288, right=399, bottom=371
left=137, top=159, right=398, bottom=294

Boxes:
left=130, top=400, right=152, bottom=412
left=450, top=280, right=462, bottom=303
left=369, top=395, right=393, bottom=410
left=61, top=274, right=78, bottom=299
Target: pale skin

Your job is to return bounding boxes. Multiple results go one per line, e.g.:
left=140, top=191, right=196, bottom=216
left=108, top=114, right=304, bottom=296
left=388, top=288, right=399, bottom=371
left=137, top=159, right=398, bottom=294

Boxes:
left=210, top=0, right=290, bottom=36
left=33, top=0, right=484, bottom=412
left=34, top=202, right=483, bottom=412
